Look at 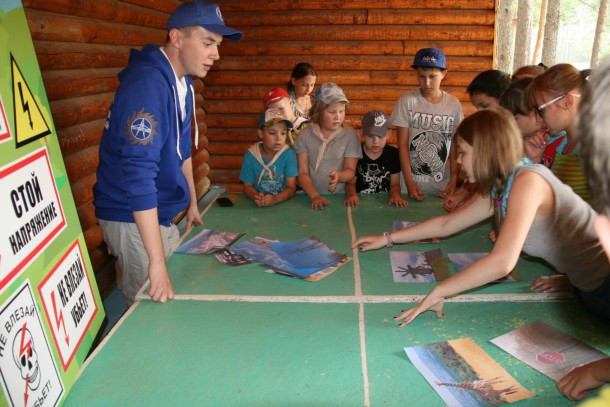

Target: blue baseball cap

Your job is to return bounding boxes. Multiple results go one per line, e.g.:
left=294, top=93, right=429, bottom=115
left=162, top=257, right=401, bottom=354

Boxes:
left=412, top=48, right=446, bottom=70
left=167, top=1, right=243, bottom=41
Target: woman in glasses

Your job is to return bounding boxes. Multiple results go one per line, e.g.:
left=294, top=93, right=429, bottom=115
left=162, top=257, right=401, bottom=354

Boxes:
left=527, top=63, right=590, bottom=202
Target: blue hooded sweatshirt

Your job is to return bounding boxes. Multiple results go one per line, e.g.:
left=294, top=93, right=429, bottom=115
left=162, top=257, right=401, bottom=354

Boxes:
left=93, top=45, right=195, bottom=226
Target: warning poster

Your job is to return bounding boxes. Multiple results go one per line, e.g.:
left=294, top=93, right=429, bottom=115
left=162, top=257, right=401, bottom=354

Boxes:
left=38, top=241, right=98, bottom=371
left=0, top=2, right=105, bottom=405
left=0, top=148, right=67, bottom=290
left=0, top=282, right=64, bottom=407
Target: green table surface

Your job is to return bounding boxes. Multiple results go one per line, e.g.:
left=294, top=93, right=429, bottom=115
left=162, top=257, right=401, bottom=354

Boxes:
left=63, top=193, right=609, bottom=406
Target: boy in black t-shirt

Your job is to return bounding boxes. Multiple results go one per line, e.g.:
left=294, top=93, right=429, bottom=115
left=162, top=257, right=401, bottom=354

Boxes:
left=344, top=110, right=408, bottom=207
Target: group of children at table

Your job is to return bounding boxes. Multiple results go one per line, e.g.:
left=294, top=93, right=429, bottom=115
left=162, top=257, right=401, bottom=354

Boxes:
left=239, top=49, right=610, bottom=401
left=91, top=1, right=608, bottom=400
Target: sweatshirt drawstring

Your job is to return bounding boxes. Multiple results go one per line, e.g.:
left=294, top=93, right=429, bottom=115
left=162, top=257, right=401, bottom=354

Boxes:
left=172, top=85, right=182, bottom=160
left=190, top=84, right=199, bottom=150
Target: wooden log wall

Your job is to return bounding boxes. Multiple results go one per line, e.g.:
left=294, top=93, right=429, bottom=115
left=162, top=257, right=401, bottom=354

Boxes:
left=22, top=0, right=495, bottom=297
left=208, top=0, right=495, bottom=191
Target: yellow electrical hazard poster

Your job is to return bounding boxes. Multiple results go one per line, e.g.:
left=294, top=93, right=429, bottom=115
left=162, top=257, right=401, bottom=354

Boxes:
left=11, top=54, right=52, bottom=147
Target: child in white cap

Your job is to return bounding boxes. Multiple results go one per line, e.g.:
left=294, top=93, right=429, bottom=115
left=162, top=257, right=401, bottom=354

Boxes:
left=293, top=83, right=362, bottom=209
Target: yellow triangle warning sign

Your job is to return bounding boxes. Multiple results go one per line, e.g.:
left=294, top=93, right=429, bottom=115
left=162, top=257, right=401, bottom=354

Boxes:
left=11, top=53, right=52, bottom=147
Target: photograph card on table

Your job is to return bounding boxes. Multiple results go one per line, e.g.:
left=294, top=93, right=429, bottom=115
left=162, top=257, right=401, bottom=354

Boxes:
left=175, top=229, right=244, bottom=254
left=491, top=320, right=608, bottom=381
left=214, top=249, right=253, bottom=266
left=265, top=255, right=351, bottom=281
left=389, top=248, right=450, bottom=283
left=225, top=236, right=279, bottom=264
left=447, top=253, right=519, bottom=282
left=266, top=237, right=349, bottom=281
left=270, top=237, right=346, bottom=270
left=405, top=338, right=535, bottom=406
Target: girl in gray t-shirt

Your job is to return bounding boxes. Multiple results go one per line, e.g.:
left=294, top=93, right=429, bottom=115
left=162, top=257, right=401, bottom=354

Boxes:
left=294, top=83, right=362, bottom=209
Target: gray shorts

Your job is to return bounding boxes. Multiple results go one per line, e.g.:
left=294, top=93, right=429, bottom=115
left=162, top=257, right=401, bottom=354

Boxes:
left=98, top=219, right=180, bottom=306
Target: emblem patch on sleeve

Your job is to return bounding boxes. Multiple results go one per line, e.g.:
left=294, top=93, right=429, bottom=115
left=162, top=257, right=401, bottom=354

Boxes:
left=125, top=109, right=158, bottom=145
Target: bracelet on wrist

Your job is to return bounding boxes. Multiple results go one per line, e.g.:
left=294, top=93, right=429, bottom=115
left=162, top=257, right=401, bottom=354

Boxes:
left=384, top=232, right=394, bottom=247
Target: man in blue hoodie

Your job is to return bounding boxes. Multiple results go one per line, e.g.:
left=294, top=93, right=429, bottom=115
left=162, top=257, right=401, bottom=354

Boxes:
left=93, top=1, right=242, bottom=305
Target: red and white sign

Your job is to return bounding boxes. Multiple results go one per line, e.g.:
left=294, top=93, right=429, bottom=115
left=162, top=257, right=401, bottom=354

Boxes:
left=0, top=146, right=66, bottom=290
left=38, top=240, right=98, bottom=370
left=536, top=351, right=565, bottom=365
left=0, top=95, right=10, bottom=143
left=0, top=281, right=64, bottom=406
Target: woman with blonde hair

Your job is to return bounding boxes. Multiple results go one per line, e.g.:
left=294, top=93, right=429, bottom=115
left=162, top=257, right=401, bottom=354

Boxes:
left=352, top=108, right=610, bottom=326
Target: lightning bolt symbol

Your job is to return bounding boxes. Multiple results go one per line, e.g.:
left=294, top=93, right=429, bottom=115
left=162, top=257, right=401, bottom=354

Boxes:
left=19, top=323, right=31, bottom=406
left=24, top=372, right=29, bottom=406
left=18, top=82, right=33, bottom=129
left=51, top=291, right=70, bottom=346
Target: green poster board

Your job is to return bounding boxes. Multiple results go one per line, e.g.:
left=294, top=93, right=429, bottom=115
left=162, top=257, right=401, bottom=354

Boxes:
left=0, top=2, right=105, bottom=405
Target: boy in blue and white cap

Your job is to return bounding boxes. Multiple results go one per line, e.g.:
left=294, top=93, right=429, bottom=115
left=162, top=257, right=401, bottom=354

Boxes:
left=389, top=48, right=463, bottom=202
left=93, top=1, right=242, bottom=305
